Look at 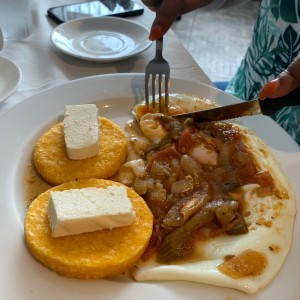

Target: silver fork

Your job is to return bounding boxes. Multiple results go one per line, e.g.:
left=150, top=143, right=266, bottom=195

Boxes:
left=145, top=26, right=170, bottom=112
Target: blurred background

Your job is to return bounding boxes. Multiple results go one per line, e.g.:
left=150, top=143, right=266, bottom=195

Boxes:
left=171, top=0, right=261, bottom=83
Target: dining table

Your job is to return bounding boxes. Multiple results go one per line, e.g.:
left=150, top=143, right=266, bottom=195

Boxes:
left=0, top=0, right=213, bottom=113
left=1, top=1, right=300, bottom=300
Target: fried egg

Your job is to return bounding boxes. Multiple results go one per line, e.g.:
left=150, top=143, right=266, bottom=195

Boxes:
left=128, top=95, right=296, bottom=294
left=132, top=130, right=295, bottom=294
left=133, top=93, right=218, bottom=121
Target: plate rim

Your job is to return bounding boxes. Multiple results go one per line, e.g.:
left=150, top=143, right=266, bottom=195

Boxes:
left=0, top=55, right=22, bottom=103
left=50, top=16, right=153, bottom=62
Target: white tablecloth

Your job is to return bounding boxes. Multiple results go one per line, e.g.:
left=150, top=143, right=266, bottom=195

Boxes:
left=0, top=0, right=213, bottom=112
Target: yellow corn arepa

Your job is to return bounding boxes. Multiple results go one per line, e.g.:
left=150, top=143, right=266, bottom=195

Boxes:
left=33, top=117, right=127, bottom=185
left=24, top=178, right=153, bottom=279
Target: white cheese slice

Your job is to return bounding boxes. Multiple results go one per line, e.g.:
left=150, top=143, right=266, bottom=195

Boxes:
left=64, top=104, right=99, bottom=160
left=47, top=186, right=136, bottom=237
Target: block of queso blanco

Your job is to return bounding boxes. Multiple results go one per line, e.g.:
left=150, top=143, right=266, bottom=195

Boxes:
left=47, top=186, right=136, bottom=237
left=64, top=104, right=99, bottom=160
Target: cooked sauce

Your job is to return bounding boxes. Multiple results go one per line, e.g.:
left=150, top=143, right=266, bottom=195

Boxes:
left=118, top=115, right=276, bottom=264
left=24, top=161, right=52, bottom=207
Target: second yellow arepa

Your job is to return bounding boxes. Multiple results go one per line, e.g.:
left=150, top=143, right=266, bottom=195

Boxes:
left=24, top=178, right=153, bottom=279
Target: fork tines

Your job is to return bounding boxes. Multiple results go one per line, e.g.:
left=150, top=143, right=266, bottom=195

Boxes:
left=145, top=37, right=170, bottom=113
left=145, top=73, right=170, bottom=112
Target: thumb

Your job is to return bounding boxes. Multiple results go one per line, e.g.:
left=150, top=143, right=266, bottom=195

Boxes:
left=149, top=0, right=183, bottom=40
left=259, top=54, right=300, bottom=100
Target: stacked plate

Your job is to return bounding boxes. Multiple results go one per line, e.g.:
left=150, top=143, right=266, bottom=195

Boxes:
left=0, top=56, right=22, bottom=103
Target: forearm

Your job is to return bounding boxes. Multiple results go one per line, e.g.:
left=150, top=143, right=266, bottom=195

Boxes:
left=143, top=0, right=248, bottom=40
left=200, top=0, right=227, bottom=10
left=201, top=0, right=250, bottom=10
left=142, top=0, right=214, bottom=13
left=143, top=0, right=214, bottom=40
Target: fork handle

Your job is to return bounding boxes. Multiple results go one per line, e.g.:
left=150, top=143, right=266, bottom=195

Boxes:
left=156, top=37, right=163, bottom=58
left=155, top=1, right=163, bottom=58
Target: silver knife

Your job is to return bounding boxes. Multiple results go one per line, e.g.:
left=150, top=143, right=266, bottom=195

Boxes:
left=173, top=88, right=300, bottom=122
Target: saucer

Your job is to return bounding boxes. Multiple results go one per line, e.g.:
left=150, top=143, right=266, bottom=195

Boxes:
left=50, top=17, right=152, bottom=62
left=0, top=56, right=22, bottom=103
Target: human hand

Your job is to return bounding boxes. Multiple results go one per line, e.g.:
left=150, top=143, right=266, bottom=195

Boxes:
left=142, top=0, right=213, bottom=40
left=259, top=54, right=300, bottom=100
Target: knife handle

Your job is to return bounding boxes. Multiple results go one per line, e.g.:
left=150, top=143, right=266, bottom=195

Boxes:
left=259, top=87, right=300, bottom=116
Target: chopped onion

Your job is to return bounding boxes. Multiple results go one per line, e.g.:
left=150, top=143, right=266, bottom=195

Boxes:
left=180, top=154, right=202, bottom=176
left=171, top=177, right=194, bottom=194
left=164, top=181, right=212, bottom=228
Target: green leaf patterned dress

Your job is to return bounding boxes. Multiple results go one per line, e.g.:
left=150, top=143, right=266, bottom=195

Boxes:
left=225, top=0, right=300, bottom=145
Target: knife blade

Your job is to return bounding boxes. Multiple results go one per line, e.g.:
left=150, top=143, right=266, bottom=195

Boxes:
left=173, top=87, right=300, bottom=122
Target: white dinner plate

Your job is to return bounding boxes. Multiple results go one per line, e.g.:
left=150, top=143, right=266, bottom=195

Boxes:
left=50, top=17, right=152, bottom=62
left=0, top=74, right=299, bottom=300
left=0, top=56, right=22, bottom=103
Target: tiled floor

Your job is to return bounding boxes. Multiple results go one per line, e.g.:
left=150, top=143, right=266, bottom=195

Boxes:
left=171, top=1, right=261, bottom=83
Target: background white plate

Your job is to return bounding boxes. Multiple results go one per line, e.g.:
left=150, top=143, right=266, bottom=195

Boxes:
left=0, top=56, right=22, bottom=103
left=51, top=17, right=152, bottom=62
left=0, top=74, right=299, bottom=300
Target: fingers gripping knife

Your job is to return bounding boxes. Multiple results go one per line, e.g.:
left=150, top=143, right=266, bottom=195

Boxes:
left=173, top=88, right=300, bottom=122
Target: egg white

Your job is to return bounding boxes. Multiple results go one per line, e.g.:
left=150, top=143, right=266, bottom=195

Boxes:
left=131, top=96, right=296, bottom=294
